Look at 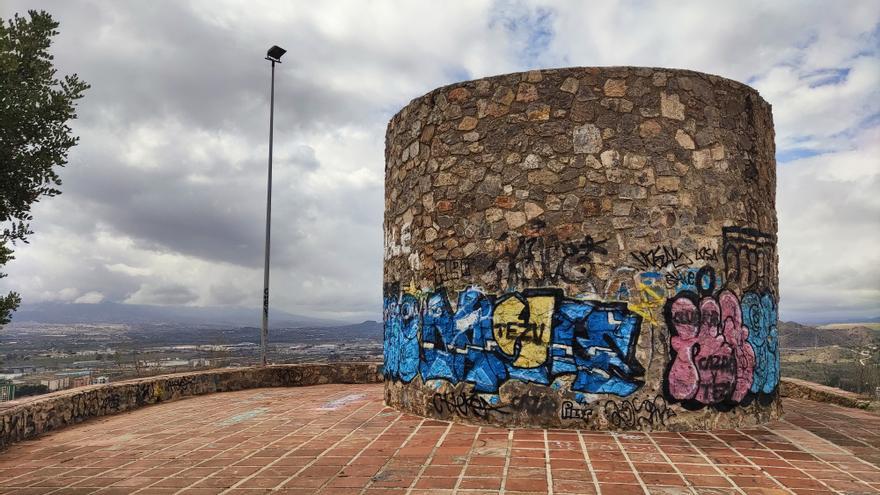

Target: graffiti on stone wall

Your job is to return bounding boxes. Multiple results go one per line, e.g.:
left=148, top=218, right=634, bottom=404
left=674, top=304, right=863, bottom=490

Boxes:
left=662, top=243, right=778, bottom=409
left=560, top=400, right=593, bottom=422
left=385, top=225, right=778, bottom=420
left=606, top=269, right=667, bottom=326
left=434, top=258, right=472, bottom=284
left=431, top=390, right=510, bottom=419
left=695, top=247, right=718, bottom=262
left=492, top=233, right=608, bottom=289
left=603, top=395, right=676, bottom=429
left=630, top=245, right=693, bottom=271
left=664, top=265, right=723, bottom=293
left=665, top=289, right=752, bottom=406
left=722, top=226, right=775, bottom=291
left=383, top=284, right=645, bottom=396
left=742, top=291, right=779, bottom=394
left=382, top=289, right=420, bottom=383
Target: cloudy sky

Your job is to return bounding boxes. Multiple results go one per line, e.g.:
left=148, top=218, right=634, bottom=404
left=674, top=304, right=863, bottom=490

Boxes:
left=1, top=0, right=878, bottom=324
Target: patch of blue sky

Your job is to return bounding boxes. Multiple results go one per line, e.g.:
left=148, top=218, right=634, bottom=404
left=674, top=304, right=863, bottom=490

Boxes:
left=854, top=23, right=880, bottom=57
left=796, top=31, right=818, bottom=49
left=776, top=148, right=823, bottom=164
left=820, top=112, right=880, bottom=141
left=804, top=67, right=850, bottom=88
left=443, top=66, right=472, bottom=85
left=777, top=113, right=880, bottom=164
left=857, top=111, right=880, bottom=129
left=488, top=0, right=557, bottom=69
left=522, top=8, right=554, bottom=66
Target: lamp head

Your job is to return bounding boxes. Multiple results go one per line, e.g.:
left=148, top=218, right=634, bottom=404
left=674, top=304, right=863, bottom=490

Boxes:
left=266, top=45, right=286, bottom=63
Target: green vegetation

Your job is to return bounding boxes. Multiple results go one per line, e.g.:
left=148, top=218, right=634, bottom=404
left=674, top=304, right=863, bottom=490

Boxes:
left=779, top=321, right=880, bottom=397
left=783, top=361, right=880, bottom=396
left=0, top=10, right=89, bottom=324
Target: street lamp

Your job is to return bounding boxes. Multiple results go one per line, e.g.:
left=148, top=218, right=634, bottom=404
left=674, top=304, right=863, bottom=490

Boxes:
left=261, top=44, right=285, bottom=366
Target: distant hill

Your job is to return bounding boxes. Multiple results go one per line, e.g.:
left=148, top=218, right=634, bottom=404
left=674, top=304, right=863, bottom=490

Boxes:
left=818, top=322, right=880, bottom=331
left=779, top=321, right=880, bottom=348
left=803, top=315, right=880, bottom=326
left=10, top=301, right=349, bottom=328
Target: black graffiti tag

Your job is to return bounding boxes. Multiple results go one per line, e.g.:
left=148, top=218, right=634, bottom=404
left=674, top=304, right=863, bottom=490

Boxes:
left=630, top=246, right=693, bottom=271
left=560, top=400, right=593, bottom=422
left=603, top=396, right=676, bottom=429
left=432, top=391, right=509, bottom=419
left=695, top=247, right=718, bottom=262
left=495, top=234, right=608, bottom=288
left=721, top=226, right=776, bottom=291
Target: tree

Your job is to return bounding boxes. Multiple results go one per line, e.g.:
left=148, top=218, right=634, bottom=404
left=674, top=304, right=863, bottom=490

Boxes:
left=0, top=10, right=88, bottom=324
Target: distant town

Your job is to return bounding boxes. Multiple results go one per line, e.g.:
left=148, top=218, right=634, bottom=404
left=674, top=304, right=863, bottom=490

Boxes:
left=0, top=319, right=382, bottom=401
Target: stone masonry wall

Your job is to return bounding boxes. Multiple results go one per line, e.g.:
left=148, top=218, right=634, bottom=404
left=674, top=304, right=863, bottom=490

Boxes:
left=383, top=66, right=780, bottom=430
left=0, top=362, right=382, bottom=450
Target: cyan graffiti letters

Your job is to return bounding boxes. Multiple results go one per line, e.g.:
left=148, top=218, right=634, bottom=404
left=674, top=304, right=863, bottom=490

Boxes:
left=663, top=265, right=721, bottom=295
left=742, top=290, right=779, bottom=395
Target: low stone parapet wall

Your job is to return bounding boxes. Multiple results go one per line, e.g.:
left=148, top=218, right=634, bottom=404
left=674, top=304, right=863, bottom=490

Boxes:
left=0, top=362, right=382, bottom=450
left=780, top=377, right=872, bottom=410
left=0, top=364, right=869, bottom=450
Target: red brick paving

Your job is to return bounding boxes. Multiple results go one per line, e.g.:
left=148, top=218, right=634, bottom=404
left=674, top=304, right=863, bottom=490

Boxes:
left=0, top=384, right=877, bottom=494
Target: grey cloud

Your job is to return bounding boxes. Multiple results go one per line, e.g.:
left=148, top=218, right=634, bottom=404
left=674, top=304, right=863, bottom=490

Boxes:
left=1, top=0, right=877, bottom=323
left=209, top=284, right=249, bottom=307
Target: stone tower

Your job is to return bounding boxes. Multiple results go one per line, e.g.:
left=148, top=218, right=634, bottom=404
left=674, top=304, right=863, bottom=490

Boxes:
left=383, top=67, right=780, bottom=430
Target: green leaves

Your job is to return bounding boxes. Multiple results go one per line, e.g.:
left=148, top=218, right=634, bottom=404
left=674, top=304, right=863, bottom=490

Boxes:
left=0, top=10, right=88, bottom=325
left=0, top=241, right=20, bottom=325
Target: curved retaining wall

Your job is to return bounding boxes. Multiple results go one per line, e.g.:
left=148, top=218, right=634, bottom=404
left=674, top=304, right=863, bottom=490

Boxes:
left=780, top=377, right=872, bottom=410
left=0, top=362, right=382, bottom=450
left=383, top=66, right=780, bottom=430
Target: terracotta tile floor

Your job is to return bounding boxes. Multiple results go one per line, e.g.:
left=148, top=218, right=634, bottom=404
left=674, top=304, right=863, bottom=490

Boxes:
left=0, top=384, right=878, bottom=494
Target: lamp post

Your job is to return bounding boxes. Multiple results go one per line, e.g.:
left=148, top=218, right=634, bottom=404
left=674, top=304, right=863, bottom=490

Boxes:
left=261, top=44, right=286, bottom=366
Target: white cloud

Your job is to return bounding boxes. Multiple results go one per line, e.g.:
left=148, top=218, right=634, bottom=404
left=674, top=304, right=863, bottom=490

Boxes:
left=74, top=291, right=105, bottom=304
left=777, top=126, right=880, bottom=322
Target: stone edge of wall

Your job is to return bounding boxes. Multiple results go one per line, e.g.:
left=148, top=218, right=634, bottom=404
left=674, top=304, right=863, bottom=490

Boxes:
left=392, top=65, right=771, bottom=129
left=0, top=362, right=382, bottom=450
left=780, top=377, right=872, bottom=410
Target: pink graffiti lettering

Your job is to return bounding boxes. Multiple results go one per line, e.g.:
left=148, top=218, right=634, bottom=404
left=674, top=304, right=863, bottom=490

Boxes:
left=719, top=290, right=754, bottom=401
left=666, top=290, right=754, bottom=406
left=667, top=297, right=699, bottom=401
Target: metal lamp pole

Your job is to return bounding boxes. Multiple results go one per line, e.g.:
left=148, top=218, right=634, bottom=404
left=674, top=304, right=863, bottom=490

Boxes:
left=261, top=45, right=286, bottom=366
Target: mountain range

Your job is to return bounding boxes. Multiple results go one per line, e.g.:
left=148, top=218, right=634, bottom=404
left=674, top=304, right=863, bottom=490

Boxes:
left=10, top=301, right=353, bottom=328
left=778, top=321, right=880, bottom=348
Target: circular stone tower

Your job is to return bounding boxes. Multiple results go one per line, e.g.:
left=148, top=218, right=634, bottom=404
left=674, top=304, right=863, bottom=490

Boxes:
left=383, top=67, right=780, bottom=431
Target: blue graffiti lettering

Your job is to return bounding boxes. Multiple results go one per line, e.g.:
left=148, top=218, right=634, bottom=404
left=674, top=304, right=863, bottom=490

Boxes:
left=742, top=291, right=778, bottom=394
left=383, top=285, right=645, bottom=396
